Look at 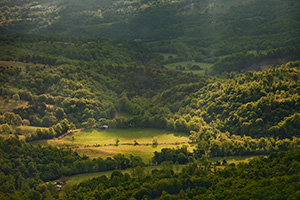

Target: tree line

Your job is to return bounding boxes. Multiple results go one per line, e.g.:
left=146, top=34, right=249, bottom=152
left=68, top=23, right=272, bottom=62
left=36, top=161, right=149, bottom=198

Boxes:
left=0, top=137, right=145, bottom=199
left=63, top=149, right=300, bottom=200
left=1, top=136, right=300, bottom=199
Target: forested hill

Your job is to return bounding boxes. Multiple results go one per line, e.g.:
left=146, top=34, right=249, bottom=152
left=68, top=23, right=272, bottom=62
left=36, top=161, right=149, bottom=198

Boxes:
left=0, top=34, right=163, bottom=66
left=182, top=61, right=300, bottom=139
left=1, top=0, right=300, bottom=62
left=0, top=34, right=204, bottom=129
left=120, top=61, right=300, bottom=140
left=1, top=34, right=300, bottom=140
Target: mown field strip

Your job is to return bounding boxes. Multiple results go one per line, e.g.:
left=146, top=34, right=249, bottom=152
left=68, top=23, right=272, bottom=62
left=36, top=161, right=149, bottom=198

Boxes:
left=46, top=128, right=191, bottom=161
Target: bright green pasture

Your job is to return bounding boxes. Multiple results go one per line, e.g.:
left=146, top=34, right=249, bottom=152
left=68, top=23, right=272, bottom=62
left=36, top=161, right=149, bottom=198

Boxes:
left=48, top=128, right=190, bottom=161
left=57, top=128, right=189, bottom=146
left=0, top=97, right=29, bottom=112
left=17, top=125, right=49, bottom=134
left=75, top=144, right=194, bottom=161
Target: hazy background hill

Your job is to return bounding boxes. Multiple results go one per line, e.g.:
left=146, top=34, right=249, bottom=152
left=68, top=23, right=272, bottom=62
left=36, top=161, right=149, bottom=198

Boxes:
left=1, top=0, right=300, bottom=65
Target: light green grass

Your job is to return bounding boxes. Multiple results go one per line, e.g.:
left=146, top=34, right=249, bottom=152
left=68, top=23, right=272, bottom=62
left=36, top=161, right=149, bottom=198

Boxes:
left=29, top=139, right=49, bottom=146
left=47, top=128, right=190, bottom=161
left=16, top=126, right=49, bottom=144
left=75, top=144, right=194, bottom=161
left=17, top=125, right=49, bottom=134
left=0, top=97, right=29, bottom=112
left=209, top=155, right=266, bottom=165
left=58, top=128, right=189, bottom=146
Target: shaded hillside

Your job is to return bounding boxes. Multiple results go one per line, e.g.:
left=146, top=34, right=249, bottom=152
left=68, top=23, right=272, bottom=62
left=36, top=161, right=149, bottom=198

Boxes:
left=1, top=0, right=299, bottom=62
left=0, top=34, right=162, bottom=66
left=211, top=45, right=300, bottom=74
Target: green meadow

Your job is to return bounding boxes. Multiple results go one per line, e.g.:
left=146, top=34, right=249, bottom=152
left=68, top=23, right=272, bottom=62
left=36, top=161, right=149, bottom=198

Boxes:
left=47, top=128, right=191, bottom=161
left=0, top=97, right=29, bottom=113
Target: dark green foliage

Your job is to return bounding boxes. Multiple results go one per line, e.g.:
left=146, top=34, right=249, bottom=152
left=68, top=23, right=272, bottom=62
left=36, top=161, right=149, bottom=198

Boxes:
left=25, top=119, right=75, bottom=142
left=0, top=137, right=145, bottom=199
left=0, top=112, right=22, bottom=126
left=63, top=149, right=300, bottom=200
left=0, top=34, right=161, bottom=66
left=153, top=146, right=192, bottom=164
left=1, top=0, right=299, bottom=62
left=163, top=61, right=300, bottom=139
left=212, top=45, right=300, bottom=73
left=0, top=34, right=203, bottom=128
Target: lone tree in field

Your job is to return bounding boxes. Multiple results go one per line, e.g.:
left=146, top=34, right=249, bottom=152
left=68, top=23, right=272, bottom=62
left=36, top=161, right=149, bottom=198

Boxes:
left=152, top=137, right=158, bottom=147
left=115, top=138, right=120, bottom=146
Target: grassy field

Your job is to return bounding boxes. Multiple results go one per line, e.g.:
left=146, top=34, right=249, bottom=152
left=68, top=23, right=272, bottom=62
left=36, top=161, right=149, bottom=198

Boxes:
left=0, top=97, right=29, bottom=112
left=209, top=155, right=266, bottom=165
left=164, top=61, right=213, bottom=75
left=46, top=128, right=191, bottom=161
left=17, top=125, right=49, bottom=134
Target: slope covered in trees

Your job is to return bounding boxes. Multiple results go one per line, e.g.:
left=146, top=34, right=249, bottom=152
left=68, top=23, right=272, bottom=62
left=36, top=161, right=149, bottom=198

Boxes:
left=0, top=0, right=300, bottom=199
left=119, top=61, right=300, bottom=140
left=0, top=34, right=204, bottom=133
left=61, top=149, right=300, bottom=200
left=0, top=137, right=145, bottom=199
left=0, top=34, right=162, bottom=66
left=1, top=34, right=300, bottom=141
left=211, top=45, right=300, bottom=74
left=1, top=0, right=300, bottom=63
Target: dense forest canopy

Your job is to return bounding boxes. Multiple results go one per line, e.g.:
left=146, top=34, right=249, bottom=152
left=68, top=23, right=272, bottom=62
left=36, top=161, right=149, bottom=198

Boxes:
left=1, top=0, right=300, bottom=62
left=1, top=35, right=300, bottom=146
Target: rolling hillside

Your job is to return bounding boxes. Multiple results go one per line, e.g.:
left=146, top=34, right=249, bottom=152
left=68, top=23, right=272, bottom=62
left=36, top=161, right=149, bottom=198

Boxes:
left=1, top=1, right=300, bottom=199
left=1, top=0, right=300, bottom=63
left=1, top=34, right=300, bottom=142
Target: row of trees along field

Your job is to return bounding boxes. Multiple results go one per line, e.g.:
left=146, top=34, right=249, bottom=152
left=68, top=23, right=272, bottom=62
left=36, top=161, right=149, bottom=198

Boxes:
left=0, top=137, right=146, bottom=199
left=1, top=137, right=300, bottom=200
left=64, top=149, right=300, bottom=200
